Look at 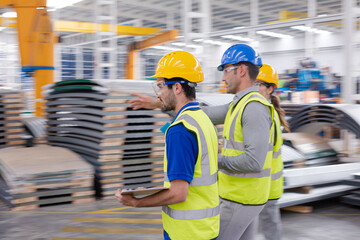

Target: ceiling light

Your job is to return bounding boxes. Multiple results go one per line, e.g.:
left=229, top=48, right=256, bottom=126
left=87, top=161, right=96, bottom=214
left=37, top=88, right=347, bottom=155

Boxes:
left=204, top=40, right=224, bottom=45
left=291, top=26, right=331, bottom=34
left=192, top=39, right=225, bottom=45
left=150, top=46, right=180, bottom=51
left=221, top=35, right=253, bottom=42
left=47, top=0, right=82, bottom=9
left=233, top=26, right=245, bottom=30
left=0, top=27, right=6, bottom=32
left=171, top=42, right=186, bottom=46
left=2, top=12, right=17, bottom=18
left=187, top=44, right=202, bottom=49
left=256, top=30, right=293, bottom=39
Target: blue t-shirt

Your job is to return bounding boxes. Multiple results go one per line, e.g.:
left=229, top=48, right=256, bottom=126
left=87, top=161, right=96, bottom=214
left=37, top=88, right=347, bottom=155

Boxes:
left=163, top=102, right=199, bottom=240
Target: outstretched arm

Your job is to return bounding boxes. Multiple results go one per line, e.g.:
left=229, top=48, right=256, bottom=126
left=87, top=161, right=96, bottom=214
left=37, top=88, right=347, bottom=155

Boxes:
left=128, top=93, right=161, bottom=110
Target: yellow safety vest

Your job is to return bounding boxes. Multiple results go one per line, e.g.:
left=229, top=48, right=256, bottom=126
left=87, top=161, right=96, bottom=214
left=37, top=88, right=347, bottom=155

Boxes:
left=162, top=109, right=219, bottom=240
left=269, top=110, right=284, bottom=200
left=219, top=92, right=275, bottom=205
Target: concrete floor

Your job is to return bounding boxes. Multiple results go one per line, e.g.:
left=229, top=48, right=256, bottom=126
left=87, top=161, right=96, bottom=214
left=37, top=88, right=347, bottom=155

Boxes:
left=0, top=197, right=359, bottom=240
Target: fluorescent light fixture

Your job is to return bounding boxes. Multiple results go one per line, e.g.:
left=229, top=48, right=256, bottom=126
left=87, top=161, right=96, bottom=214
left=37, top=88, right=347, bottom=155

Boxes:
left=171, top=42, right=202, bottom=49
left=150, top=46, right=180, bottom=51
left=256, top=30, right=293, bottom=39
left=47, top=0, right=82, bottom=9
left=176, top=35, right=184, bottom=39
left=291, top=25, right=331, bottom=34
left=171, top=42, right=186, bottom=46
left=2, top=12, right=17, bottom=18
left=221, top=35, right=253, bottom=42
left=0, top=27, right=6, bottom=32
left=233, top=26, right=245, bottom=30
left=187, top=44, right=202, bottom=49
left=204, top=39, right=224, bottom=45
left=192, top=39, right=224, bottom=45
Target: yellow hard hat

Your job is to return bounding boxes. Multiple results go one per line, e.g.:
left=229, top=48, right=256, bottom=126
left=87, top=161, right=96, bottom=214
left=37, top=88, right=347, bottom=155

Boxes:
left=151, top=51, right=204, bottom=83
left=257, top=64, right=279, bottom=88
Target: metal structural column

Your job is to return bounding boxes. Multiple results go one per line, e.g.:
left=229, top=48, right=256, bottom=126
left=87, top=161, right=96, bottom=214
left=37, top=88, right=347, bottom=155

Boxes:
left=182, top=0, right=211, bottom=82
left=249, top=0, right=259, bottom=49
left=94, top=0, right=118, bottom=80
left=342, top=0, right=359, bottom=103
left=305, top=0, right=316, bottom=59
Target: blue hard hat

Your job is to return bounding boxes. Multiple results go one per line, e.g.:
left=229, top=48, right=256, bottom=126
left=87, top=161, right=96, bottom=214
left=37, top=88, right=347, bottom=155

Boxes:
left=217, top=44, right=262, bottom=71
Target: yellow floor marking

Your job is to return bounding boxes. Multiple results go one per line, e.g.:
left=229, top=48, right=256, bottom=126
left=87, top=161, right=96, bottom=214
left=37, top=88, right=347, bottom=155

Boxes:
left=86, top=206, right=132, bottom=214
left=73, top=217, right=162, bottom=224
left=61, top=226, right=162, bottom=234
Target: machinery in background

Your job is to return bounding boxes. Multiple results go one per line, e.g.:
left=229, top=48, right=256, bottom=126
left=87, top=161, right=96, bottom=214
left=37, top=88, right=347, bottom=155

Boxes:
left=276, top=58, right=341, bottom=104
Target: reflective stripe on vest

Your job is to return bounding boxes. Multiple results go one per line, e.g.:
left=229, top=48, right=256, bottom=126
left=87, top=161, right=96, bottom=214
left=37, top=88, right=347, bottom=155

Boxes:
left=271, top=169, right=283, bottom=180
left=224, top=94, right=274, bottom=152
left=220, top=168, right=271, bottom=178
left=163, top=113, right=218, bottom=219
left=268, top=111, right=284, bottom=200
left=164, top=113, right=218, bottom=188
left=219, top=92, right=274, bottom=205
left=162, top=109, right=219, bottom=240
left=162, top=205, right=220, bottom=221
left=273, top=149, right=281, bottom=158
left=164, top=172, right=218, bottom=187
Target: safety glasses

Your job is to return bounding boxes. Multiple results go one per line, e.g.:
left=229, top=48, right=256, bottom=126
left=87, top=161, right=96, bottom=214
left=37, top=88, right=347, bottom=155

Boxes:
left=255, top=81, right=273, bottom=88
left=223, top=65, right=239, bottom=74
left=152, top=80, right=187, bottom=95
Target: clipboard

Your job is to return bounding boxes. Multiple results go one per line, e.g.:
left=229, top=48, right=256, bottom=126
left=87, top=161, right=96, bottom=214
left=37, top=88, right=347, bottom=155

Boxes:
left=121, top=186, right=169, bottom=197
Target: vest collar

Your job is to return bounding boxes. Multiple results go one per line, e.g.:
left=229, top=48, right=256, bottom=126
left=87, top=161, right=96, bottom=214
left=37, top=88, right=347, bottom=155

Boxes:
left=232, top=86, right=259, bottom=106
left=173, top=102, right=200, bottom=122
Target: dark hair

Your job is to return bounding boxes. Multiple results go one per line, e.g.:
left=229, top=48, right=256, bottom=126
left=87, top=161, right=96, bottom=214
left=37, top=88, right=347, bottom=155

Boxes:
left=164, top=77, right=196, bottom=100
left=270, top=94, right=290, bottom=132
left=235, top=61, right=260, bottom=81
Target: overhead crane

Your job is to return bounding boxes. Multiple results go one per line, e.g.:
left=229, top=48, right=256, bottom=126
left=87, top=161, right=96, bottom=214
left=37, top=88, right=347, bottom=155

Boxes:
left=0, top=0, right=178, bottom=116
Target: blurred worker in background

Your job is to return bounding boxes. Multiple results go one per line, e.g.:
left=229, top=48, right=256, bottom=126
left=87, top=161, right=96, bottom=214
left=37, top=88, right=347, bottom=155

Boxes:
left=256, top=64, right=289, bottom=240
left=129, top=44, right=275, bottom=240
left=116, top=51, right=220, bottom=240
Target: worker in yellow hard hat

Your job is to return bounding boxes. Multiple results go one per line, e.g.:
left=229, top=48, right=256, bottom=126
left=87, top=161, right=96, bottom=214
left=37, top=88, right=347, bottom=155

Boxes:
left=116, top=51, right=220, bottom=240
left=256, top=64, right=289, bottom=240
left=128, top=45, right=276, bottom=240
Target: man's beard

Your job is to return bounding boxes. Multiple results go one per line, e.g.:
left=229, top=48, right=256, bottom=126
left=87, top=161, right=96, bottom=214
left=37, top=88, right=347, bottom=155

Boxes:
left=161, top=93, right=176, bottom=112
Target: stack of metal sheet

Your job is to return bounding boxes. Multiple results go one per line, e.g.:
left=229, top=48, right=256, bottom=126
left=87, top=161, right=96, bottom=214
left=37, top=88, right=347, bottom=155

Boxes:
left=43, top=80, right=171, bottom=198
left=288, top=104, right=360, bottom=138
left=0, top=146, right=94, bottom=210
left=283, top=132, right=339, bottom=167
left=281, top=144, right=307, bottom=168
left=341, top=172, right=360, bottom=206
left=21, top=116, right=46, bottom=145
left=0, top=90, right=27, bottom=149
left=280, top=103, right=307, bottom=116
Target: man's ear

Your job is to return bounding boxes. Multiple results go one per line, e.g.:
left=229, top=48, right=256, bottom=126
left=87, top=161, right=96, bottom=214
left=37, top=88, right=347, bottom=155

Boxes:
left=173, top=82, right=183, bottom=95
left=237, top=64, right=247, bottom=78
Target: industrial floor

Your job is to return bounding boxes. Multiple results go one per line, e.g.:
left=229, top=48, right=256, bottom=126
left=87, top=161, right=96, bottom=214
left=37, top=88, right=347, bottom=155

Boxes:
left=0, top=197, right=359, bottom=240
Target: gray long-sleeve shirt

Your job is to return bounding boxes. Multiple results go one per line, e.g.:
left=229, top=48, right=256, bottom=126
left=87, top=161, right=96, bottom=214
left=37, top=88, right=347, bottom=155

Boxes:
left=202, top=86, right=272, bottom=173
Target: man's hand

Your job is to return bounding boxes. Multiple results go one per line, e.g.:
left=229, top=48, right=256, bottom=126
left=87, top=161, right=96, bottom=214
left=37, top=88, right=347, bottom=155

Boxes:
left=128, top=93, right=161, bottom=110
left=115, top=189, right=138, bottom=207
